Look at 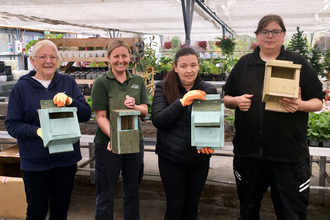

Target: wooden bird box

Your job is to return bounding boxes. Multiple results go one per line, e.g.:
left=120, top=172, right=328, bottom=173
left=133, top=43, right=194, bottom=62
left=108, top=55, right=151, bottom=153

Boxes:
left=109, top=98, right=141, bottom=154
left=191, top=94, right=224, bottom=150
left=262, top=60, right=301, bottom=112
left=37, top=100, right=81, bottom=154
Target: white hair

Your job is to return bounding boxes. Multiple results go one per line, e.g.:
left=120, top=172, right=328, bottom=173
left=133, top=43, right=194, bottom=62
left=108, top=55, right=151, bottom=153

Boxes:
left=30, top=39, right=60, bottom=60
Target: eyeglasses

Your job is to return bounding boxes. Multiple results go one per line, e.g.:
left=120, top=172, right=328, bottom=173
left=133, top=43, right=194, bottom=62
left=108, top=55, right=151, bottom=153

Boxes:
left=34, top=55, right=58, bottom=62
left=259, top=29, right=283, bottom=37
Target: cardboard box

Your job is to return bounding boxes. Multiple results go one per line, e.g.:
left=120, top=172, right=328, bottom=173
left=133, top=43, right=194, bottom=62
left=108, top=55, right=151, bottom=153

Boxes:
left=0, top=145, right=27, bottom=219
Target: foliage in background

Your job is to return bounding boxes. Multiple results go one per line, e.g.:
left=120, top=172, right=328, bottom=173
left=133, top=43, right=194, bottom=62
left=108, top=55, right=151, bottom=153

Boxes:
left=25, top=33, right=64, bottom=55
left=131, top=39, right=148, bottom=73
left=215, top=36, right=236, bottom=57
left=307, top=112, right=330, bottom=142
left=163, top=41, right=173, bottom=50
left=143, top=36, right=158, bottom=69
left=198, top=41, right=208, bottom=51
left=87, top=97, right=96, bottom=120
left=171, top=37, right=181, bottom=51
left=200, top=60, right=217, bottom=75
left=225, top=109, right=235, bottom=125
left=314, top=36, right=330, bottom=53
left=308, top=44, right=324, bottom=78
left=250, top=42, right=258, bottom=50
left=147, top=93, right=153, bottom=119
left=323, top=47, right=330, bottom=79
left=287, top=27, right=309, bottom=60
left=156, top=56, right=173, bottom=73
left=89, top=62, right=106, bottom=67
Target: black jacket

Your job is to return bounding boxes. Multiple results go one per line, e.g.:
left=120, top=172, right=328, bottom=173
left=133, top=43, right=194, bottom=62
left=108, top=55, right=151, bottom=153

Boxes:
left=224, top=46, right=325, bottom=162
left=151, top=75, right=217, bottom=163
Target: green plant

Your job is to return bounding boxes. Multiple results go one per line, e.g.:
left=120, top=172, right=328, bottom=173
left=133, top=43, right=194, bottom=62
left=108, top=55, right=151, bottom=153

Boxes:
left=309, top=44, right=324, bottom=78
left=287, top=27, right=309, bottom=60
left=25, top=40, right=38, bottom=55
left=87, top=97, right=96, bottom=120
left=213, top=57, right=237, bottom=75
left=157, top=56, right=173, bottom=74
left=323, top=47, right=330, bottom=80
left=215, top=36, right=236, bottom=57
left=225, top=109, right=235, bottom=125
left=307, top=112, right=330, bottom=142
left=201, top=60, right=216, bottom=75
left=147, top=93, right=153, bottom=119
left=25, top=34, right=64, bottom=55
left=89, top=62, right=106, bottom=67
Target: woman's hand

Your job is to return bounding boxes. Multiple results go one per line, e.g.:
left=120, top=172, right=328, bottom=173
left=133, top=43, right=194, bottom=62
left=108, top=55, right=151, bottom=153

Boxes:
left=107, top=141, right=117, bottom=154
left=180, top=90, right=206, bottom=107
left=197, top=147, right=214, bottom=154
left=124, top=95, right=136, bottom=109
left=237, top=94, right=253, bottom=111
left=279, top=88, right=301, bottom=113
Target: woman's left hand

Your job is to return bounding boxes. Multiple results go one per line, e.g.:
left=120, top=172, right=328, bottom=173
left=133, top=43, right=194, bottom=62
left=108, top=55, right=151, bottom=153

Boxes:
left=279, top=88, right=301, bottom=113
left=124, top=95, right=135, bottom=109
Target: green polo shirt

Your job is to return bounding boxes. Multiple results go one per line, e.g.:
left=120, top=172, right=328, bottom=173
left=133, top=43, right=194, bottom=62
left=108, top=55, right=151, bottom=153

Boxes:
left=91, top=69, right=151, bottom=144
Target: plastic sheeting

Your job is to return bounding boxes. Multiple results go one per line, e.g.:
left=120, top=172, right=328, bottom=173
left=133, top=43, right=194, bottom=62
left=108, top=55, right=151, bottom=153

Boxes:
left=0, top=0, right=329, bottom=41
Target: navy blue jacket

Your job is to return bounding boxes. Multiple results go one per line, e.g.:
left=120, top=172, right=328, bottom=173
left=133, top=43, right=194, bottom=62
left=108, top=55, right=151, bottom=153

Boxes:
left=224, top=46, right=325, bottom=162
left=5, top=70, right=91, bottom=171
left=151, top=75, right=217, bottom=163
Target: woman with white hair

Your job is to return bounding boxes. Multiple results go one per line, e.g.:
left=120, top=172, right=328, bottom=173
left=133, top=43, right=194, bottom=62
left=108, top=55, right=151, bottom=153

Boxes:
left=5, top=39, right=91, bottom=220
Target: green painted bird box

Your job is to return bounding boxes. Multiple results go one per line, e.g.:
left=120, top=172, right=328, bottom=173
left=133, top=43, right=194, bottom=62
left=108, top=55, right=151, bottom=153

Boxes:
left=37, top=100, right=81, bottom=154
left=109, top=98, right=141, bottom=154
left=191, top=94, right=224, bottom=150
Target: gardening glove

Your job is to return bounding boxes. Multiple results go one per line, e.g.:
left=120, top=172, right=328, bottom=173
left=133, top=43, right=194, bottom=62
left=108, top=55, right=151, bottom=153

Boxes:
left=197, top=147, right=214, bottom=154
left=36, top=127, right=43, bottom=139
left=53, top=92, right=72, bottom=107
left=180, top=90, right=206, bottom=107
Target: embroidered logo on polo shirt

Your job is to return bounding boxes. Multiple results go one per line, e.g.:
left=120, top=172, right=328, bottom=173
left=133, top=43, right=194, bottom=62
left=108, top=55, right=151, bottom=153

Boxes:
left=131, top=84, right=139, bottom=89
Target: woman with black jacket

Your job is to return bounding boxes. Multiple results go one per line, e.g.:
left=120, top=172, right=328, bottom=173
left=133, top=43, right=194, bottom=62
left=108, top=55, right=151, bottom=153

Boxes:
left=151, top=47, right=217, bottom=220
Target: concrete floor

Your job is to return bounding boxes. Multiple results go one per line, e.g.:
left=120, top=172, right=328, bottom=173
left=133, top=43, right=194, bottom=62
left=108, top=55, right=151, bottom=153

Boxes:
left=1, top=140, right=330, bottom=220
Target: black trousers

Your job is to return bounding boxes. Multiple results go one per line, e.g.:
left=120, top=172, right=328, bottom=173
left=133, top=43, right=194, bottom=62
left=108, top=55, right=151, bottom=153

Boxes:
left=23, top=164, right=77, bottom=220
left=233, top=157, right=310, bottom=220
left=158, top=155, right=210, bottom=220
left=94, top=141, right=144, bottom=220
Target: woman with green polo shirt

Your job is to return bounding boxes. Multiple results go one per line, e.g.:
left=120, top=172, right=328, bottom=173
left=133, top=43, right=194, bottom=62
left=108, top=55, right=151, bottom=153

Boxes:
left=91, top=39, right=150, bottom=220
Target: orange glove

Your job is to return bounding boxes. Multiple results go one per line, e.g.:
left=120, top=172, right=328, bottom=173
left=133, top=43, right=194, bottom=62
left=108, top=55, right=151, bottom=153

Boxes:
left=197, top=147, right=215, bottom=154
left=53, top=92, right=73, bottom=107
left=180, top=90, right=206, bottom=107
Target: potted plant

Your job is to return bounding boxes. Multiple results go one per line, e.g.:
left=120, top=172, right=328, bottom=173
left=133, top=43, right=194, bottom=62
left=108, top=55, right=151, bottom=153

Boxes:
left=212, top=58, right=225, bottom=81
left=307, top=112, right=330, bottom=147
left=198, top=41, right=208, bottom=51
left=158, top=56, right=173, bottom=79
left=215, top=36, right=236, bottom=58
left=202, top=60, right=216, bottom=81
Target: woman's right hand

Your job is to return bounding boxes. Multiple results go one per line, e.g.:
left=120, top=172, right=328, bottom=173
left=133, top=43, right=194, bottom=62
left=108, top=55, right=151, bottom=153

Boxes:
left=197, top=147, right=214, bottom=154
left=180, top=90, right=206, bottom=106
left=107, top=141, right=117, bottom=154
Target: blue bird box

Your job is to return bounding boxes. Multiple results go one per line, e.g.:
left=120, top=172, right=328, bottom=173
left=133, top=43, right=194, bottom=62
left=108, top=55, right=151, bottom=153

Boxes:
left=109, top=98, right=141, bottom=154
left=191, top=94, right=224, bottom=150
left=37, top=100, right=81, bottom=154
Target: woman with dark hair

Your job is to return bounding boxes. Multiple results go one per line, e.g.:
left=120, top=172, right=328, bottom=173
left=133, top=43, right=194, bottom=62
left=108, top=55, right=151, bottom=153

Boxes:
left=151, top=47, right=217, bottom=219
left=223, top=14, right=325, bottom=219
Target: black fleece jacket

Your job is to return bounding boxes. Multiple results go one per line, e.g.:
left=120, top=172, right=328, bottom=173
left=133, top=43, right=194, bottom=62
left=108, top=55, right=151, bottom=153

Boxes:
left=151, top=75, right=217, bottom=163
